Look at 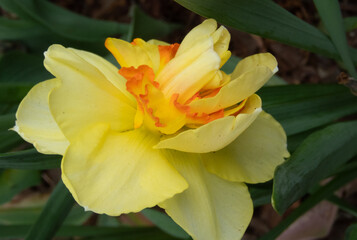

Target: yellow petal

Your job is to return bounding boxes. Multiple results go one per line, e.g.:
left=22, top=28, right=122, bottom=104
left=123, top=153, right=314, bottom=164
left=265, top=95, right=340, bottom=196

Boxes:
left=44, top=44, right=136, bottom=141
left=155, top=95, right=262, bottom=153
left=175, top=19, right=217, bottom=57
left=160, top=47, right=221, bottom=103
left=159, top=150, right=253, bottom=240
left=62, top=124, right=188, bottom=215
left=231, top=52, right=278, bottom=79
left=155, top=37, right=214, bottom=90
left=105, top=38, right=160, bottom=73
left=13, top=79, right=69, bottom=155
left=189, top=54, right=276, bottom=114
left=204, top=111, right=289, bottom=183
left=211, top=25, right=231, bottom=67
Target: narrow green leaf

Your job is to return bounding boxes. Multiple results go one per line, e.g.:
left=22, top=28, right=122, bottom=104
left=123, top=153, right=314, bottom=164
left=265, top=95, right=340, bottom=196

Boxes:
left=259, top=84, right=357, bottom=135
left=141, top=209, right=189, bottom=239
left=0, top=169, right=40, bottom=204
left=0, top=82, right=33, bottom=103
left=25, top=180, right=75, bottom=240
left=0, top=149, right=61, bottom=169
left=0, top=51, right=51, bottom=83
left=248, top=182, right=273, bottom=207
left=345, top=223, right=357, bottom=240
left=0, top=0, right=128, bottom=42
left=260, top=168, right=357, bottom=240
left=174, top=0, right=357, bottom=64
left=0, top=225, right=175, bottom=239
left=0, top=205, right=90, bottom=225
left=0, top=17, right=46, bottom=40
left=127, top=5, right=181, bottom=42
left=344, top=17, right=357, bottom=32
left=328, top=195, right=357, bottom=218
left=314, top=0, right=357, bottom=79
left=272, top=121, right=357, bottom=214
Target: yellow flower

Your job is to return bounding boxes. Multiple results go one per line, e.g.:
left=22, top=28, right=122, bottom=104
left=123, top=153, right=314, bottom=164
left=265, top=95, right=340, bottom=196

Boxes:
left=13, top=19, right=289, bottom=240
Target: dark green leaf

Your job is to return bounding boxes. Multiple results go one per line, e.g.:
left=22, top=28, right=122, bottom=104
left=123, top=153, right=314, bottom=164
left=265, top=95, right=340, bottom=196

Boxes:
left=0, top=51, right=51, bottom=83
left=260, top=168, right=357, bottom=240
left=0, top=149, right=61, bottom=169
left=25, top=180, right=75, bottom=240
left=0, top=205, right=90, bottom=225
left=0, top=17, right=46, bottom=40
left=141, top=209, right=189, bottom=239
left=0, top=0, right=128, bottom=42
left=345, top=223, right=357, bottom=240
left=248, top=182, right=273, bottom=207
left=0, top=169, right=40, bottom=204
left=0, top=82, right=33, bottom=103
left=174, top=0, right=357, bottom=64
left=0, top=114, right=23, bottom=152
left=272, top=121, right=357, bottom=214
left=328, top=195, right=357, bottom=218
left=344, top=17, right=357, bottom=32
left=127, top=5, right=181, bottom=42
left=314, top=0, right=357, bottom=78
left=259, top=84, right=357, bottom=135
left=0, top=225, right=176, bottom=239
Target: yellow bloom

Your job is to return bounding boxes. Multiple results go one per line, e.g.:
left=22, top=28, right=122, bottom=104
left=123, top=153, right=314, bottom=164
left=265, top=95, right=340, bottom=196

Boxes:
left=13, top=19, right=289, bottom=240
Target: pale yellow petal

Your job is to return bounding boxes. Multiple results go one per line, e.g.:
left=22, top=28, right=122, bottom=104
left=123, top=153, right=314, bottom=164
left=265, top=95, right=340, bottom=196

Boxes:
left=231, top=52, right=278, bottom=79
left=211, top=25, right=231, bottom=67
left=155, top=37, right=214, bottom=88
left=13, top=79, right=69, bottom=155
left=175, top=19, right=217, bottom=57
left=147, top=39, right=170, bottom=46
left=62, top=124, right=188, bottom=215
left=189, top=60, right=274, bottom=114
left=161, top=48, right=221, bottom=103
left=68, top=48, right=135, bottom=105
left=204, top=111, right=289, bottom=184
left=105, top=38, right=160, bottom=72
left=44, top=44, right=136, bottom=141
left=159, top=151, right=253, bottom=240
left=155, top=95, right=262, bottom=153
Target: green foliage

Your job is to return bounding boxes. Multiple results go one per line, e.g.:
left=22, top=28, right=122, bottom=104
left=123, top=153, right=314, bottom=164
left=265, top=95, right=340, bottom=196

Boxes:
left=273, top=121, right=357, bottom=213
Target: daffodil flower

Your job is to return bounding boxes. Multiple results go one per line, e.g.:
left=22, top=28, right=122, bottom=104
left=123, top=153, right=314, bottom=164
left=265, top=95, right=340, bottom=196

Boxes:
left=13, top=19, right=289, bottom=240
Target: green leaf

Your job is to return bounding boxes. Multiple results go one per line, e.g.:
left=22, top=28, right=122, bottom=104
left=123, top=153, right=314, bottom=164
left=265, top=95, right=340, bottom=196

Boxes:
left=141, top=209, right=189, bottom=239
left=328, top=195, right=357, bottom=218
left=0, top=0, right=129, bottom=54
left=260, top=168, right=357, bottom=240
left=0, top=225, right=177, bottom=239
left=0, top=169, right=40, bottom=204
left=345, top=223, right=357, bottom=240
left=0, top=17, right=46, bottom=40
left=272, top=121, right=357, bottom=214
left=0, top=82, right=33, bottom=103
left=127, top=5, right=181, bottom=42
left=314, top=0, right=357, bottom=79
left=0, top=51, right=51, bottom=83
left=174, top=0, right=357, bottom=64
left=258, top=84, right=357, bottom=135
left=0, top=114, right=23, bottom=152
left=0, top=205, right=90, bottom=225
left=344, top=17, right=357, bottom=32
left=25, top=180, right=75, bottom=240
left=0, top=0, right=128, bottom=42
left=248, top=182, right=273, bottom=207
left=0, top=149, right=61, bottom=169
